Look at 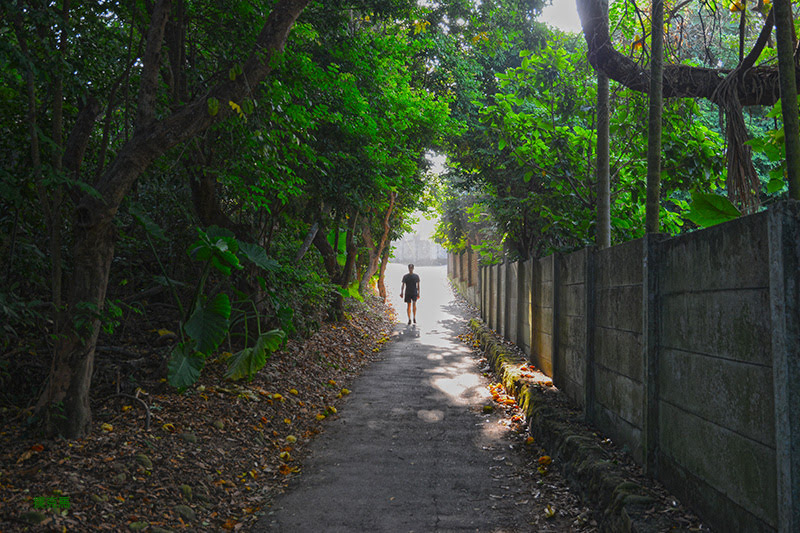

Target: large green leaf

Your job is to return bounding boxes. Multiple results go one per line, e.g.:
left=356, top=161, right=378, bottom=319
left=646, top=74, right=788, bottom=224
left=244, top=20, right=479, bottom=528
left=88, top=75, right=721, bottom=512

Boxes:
left=238, top=242, right=280, bottom=271
left=224, top=329, right=286, bottom=381
left=184, top=293, right=231, bottom=355
left=168, top=343, right=204, bottom=390
left=337, top=283, right=363, bottom=302
left=685, top=191, right=741, bottom=228
left=188, top=227, right=241, bottom=275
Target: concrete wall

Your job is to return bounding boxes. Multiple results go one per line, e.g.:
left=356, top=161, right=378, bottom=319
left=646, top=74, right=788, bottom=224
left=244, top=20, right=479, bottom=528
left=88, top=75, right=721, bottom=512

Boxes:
left=518, top=259, right=533, bottom=356
left=532, top=255, right=554, bottom=376
left=498, top=263, right=506, bottom=338
left=488, top=265, right=497, bottom=332
left=449, top=250, right=481, bottom=308
left=507, top=262, right=519, bottom=346
left=555, top=249, right=586, bottom=409
left=448, top=200, right=800, bottom=533
left=592, top=238, right=645, bottom=462
left=655, top=212, right=775, bottom=532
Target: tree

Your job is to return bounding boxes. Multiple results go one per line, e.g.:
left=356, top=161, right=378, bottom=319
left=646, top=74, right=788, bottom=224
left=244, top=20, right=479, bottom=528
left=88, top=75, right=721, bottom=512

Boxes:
left=645, top=0, right=664, bottom=233
left=437, top=22, right=726, bottom=257
left=596, top=0, right=611, bottom=248
left=26, top=0, right=312, bottom=438
left=576, top=0, right=797, bottom=212
left=774, top=0, right=800, bottom=199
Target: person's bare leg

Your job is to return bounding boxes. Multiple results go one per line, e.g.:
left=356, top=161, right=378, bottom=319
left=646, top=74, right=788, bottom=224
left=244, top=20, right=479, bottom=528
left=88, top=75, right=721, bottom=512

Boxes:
left=406, top=301, right=412, bottom=324
left=412, top=300, right=417, bottom=323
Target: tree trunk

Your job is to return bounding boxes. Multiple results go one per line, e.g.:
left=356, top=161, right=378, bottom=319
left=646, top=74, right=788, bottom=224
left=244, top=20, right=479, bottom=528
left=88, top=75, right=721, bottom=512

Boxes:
left=36, top=199, right=116, bottom=437
left=377, top=245, right=391, bottom=302
left=359, top=220, right=378, bottom=295
left=295, top=222, right=319, bottom=263
left=359, top=192, right=396, bottom=295
left=775, top=0, right=800, bottom=199
left=340, top=212, right=359, bottom=288
left=596, top=69, right=611, bottom=248
left=186, top=145, right=250, bottom=239
left=312, top=225, right=341, bottom=281
left=310, top=224, right=345, bottom=318
left=593, top=0, right=610, bottom=248
left=645, top=0, right=664, bottom=234
left=35, top=0, right=311, bottom=437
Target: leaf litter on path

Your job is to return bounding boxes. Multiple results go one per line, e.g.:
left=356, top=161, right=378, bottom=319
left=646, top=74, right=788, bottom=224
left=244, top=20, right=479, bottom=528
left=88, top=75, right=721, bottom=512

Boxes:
left=0, top=295, right=395, bottom=531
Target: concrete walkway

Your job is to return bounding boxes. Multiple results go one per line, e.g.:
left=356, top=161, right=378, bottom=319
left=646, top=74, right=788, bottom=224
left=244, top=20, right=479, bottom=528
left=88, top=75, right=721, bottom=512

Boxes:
left=256, top=264, right=529, bottom=532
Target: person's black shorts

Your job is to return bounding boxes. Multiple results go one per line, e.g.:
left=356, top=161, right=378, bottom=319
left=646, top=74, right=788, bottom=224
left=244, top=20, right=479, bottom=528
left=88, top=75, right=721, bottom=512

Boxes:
left=404, top=293, right=418, bottom=303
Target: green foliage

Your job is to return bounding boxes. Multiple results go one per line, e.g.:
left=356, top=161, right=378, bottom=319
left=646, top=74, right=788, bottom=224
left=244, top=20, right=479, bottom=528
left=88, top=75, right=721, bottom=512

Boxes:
left=188, top=228, right=242, bottom=277
left=238, top=242, right=280, bottom=272
left=439, top=25, right=727, bottom=258
left=166, top=228, right=285, bottom=390
left=0, top=288, right=44, bottom=350
left=684, top=191, right=742, bottom=228
left=224, top=329, right=286, bottom=382
left=339, top=283, right=364, bottom=302
left=72, top=300, right=124, bottom=337
left=168, top=343, right=205, bottom=391
left=128, top=204, right=167, bottom=242
left=183, top=293, right=231, bottom=355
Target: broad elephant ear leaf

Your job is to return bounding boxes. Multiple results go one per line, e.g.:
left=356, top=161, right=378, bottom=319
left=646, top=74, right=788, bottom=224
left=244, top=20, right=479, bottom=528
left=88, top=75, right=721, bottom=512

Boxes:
left=184, top=293, right=231, bottom=355
left=224, top=329, right=286, bottom=381
left=238, top=242, right=280, bottom=271
left=188, top=227, right=241, bottom=275
left=168, top=342, right=205, bottom=390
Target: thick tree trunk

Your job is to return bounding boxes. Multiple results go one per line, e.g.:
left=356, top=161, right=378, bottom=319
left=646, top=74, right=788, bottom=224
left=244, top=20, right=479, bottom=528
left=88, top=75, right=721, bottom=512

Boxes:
left=186, top=150, right=250, bottom=239
left=35, top=201, right=116, bottom=437
left=359, top=221, right=378, bottom=295
left=35, top=0, right=311, bottom=437
left=310, top=225, right=346, bottom=318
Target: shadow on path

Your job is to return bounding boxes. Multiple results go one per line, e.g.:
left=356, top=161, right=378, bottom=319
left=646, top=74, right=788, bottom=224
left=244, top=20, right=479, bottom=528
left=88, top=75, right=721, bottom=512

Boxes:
left=256, top=265, right=527, bottom=532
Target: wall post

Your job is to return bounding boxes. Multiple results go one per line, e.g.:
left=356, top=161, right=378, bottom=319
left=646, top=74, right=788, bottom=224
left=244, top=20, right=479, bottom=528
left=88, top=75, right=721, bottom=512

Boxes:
left=769, top=201, right=800, bottom=533
left=583, top=248, right=596, bottom=425
left=642, top=234, right=665, bottom=475
left=551, top=253, right=561, bottom=386
left=504, top=261, right=512, bottom=341
left=517, top=259, right=526, bottom=352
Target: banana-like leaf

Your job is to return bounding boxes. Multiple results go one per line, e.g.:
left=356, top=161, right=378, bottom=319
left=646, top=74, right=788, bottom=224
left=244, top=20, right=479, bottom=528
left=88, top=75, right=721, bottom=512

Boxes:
left=224, top=329, right=286, bottom=381
left=184, top=293, right=231, bottom=355
left=168, top=342, right=204, bottom=390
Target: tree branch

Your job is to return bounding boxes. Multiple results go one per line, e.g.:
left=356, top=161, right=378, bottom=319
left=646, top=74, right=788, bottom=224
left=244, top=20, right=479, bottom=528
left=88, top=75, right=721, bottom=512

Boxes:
left=136, top=0, right=172, bottom=130
left=576, top=0, right=787, bottom=106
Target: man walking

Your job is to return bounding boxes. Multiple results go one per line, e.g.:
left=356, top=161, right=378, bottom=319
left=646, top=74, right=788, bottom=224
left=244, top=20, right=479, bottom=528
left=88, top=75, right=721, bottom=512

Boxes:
left=400, top=264, right=420, bottom=325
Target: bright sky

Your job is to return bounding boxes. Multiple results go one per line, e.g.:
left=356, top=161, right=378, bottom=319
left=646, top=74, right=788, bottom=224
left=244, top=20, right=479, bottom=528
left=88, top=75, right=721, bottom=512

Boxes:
left=539, top=0, right=582, bottom=34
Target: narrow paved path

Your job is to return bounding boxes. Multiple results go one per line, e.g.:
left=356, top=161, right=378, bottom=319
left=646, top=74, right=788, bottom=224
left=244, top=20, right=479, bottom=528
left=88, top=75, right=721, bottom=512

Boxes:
left=256, top=264, right=530, bottom=532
